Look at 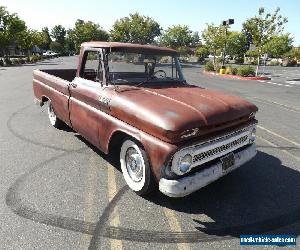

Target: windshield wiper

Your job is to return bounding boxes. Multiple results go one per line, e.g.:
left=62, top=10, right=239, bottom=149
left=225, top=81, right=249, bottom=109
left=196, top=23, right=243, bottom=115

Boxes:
left=136, top=77, right=186, bottom=88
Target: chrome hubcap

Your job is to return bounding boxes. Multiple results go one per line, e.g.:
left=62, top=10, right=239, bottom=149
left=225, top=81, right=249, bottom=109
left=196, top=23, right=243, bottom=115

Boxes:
left=125, top=148, right=143, bottom=182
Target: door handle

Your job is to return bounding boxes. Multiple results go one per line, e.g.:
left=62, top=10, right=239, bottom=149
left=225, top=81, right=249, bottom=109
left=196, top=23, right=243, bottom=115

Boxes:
left=70, top=82, right=77, bottom=88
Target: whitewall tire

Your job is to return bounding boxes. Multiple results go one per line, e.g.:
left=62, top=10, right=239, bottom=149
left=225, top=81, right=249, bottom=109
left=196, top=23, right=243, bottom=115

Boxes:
left=47, top=101, right=64, bottom=128
left=120, top=139, right=155, bottom=195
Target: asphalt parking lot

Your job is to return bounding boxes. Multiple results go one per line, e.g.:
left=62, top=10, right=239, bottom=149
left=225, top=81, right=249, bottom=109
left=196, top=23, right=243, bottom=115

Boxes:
left=0, top=57, right=299, bottom=250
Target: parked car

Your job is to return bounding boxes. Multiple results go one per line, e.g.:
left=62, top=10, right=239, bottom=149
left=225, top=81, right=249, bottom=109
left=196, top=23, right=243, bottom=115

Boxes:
left=42, top=50, right=57, bottom=56
left=33, top=41, right=258, bottom=197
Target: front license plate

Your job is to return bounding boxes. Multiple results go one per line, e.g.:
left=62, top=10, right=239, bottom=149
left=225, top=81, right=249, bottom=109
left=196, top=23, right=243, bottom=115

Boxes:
left=221, top=153, right=235, bottom=171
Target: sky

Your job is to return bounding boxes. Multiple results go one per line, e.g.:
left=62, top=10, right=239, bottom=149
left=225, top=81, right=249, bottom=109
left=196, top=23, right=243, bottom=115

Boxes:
left=1, top=0, right=300, bottom=45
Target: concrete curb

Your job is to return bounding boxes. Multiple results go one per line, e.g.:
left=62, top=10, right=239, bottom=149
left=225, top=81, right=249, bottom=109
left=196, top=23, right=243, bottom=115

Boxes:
left=203, top=71, right=271, bottom=81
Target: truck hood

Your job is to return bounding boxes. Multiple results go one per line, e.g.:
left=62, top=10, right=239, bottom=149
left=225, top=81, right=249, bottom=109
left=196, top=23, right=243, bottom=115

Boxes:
left=110, top=84, right=258, bottom=142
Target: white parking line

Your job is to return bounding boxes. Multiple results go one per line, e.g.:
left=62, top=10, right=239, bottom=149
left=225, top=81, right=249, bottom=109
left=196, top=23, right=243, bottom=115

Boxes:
left=257, top=125, right=300, bottom=147
left=258, top=80, right=292, bottom=87
left=286, top=81, right=300, bottom=85
left=250, top=96, right=300, bottom=113
left=257, top=136, right=300, bottom=161
left=267, top=81, right=285, bottom=86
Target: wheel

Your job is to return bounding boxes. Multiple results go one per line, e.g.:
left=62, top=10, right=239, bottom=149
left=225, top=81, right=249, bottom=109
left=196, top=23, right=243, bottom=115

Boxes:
left=120, top=139, right=155, bottom=196
left=154, top=69, right=167, bottom=78
left=47, top=101, right=64, bottom=128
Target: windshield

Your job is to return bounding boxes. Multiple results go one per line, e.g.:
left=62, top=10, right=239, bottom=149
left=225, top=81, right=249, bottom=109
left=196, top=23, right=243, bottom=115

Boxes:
left=108, top=51, right=184, bottom=85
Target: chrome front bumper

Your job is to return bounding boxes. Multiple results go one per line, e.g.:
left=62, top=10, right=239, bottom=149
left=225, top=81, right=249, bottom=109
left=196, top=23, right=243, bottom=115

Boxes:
left=159, top=143, right=257, bottom=198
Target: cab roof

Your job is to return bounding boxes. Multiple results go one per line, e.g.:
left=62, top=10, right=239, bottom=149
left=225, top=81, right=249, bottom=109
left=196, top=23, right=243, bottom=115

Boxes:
left=81, top=41, right=177, bottom=55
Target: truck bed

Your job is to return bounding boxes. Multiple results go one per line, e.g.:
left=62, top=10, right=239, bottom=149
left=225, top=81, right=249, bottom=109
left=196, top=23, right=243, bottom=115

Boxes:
left=32, top=69, right=76, bottom=127
left=39, top=69, right=77, bottom=82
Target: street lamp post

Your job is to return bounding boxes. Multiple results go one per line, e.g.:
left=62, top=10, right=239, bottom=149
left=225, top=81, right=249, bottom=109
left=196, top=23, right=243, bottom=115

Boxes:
left=221, top=19, right=234, bottom=67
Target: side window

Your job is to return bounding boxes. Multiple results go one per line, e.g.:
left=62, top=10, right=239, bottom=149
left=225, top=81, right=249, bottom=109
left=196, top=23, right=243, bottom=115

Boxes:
left=82, top=51, right=103, bottom=82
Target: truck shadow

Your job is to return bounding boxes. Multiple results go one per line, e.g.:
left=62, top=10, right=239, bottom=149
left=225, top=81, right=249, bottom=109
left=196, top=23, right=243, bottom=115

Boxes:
left=75, top=134, right=300, bottom=238
left=148, top=151, right=300, bottom=238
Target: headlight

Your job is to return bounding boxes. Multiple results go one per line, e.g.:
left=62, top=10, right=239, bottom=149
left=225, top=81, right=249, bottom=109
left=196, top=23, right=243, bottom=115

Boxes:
left=250, top=127, right=256, bottom=142
left=179, top=154, right=192, bottom=173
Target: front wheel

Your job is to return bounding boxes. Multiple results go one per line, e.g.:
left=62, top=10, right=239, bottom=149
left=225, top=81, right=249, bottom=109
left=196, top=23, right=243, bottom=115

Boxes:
left=47, top=101, right=65, bottom=128
left=120, top=139, right=155, bottom=196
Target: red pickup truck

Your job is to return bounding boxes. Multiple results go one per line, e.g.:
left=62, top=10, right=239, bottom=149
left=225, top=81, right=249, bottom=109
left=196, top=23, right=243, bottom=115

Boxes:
left=33, top=41, right=258, bottom=197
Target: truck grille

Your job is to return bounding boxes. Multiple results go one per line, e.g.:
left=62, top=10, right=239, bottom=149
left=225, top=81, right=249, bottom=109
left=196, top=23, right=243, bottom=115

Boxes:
left=193, top=135, right=248, bottom=163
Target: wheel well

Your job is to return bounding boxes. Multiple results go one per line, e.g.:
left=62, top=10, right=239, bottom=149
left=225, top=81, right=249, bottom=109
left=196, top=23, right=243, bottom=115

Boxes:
left=108, top=131, right=145, bottom=156
left=108, top=131, right=132, bottom=155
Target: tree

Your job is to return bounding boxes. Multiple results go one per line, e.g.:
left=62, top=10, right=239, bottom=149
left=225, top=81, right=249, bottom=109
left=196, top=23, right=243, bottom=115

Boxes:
left=263, top=34, right=293, bottom=58
left=16, top=29, right=34, bottom=56
left=50, top=41, right=63, bottom=53
left=0, top=6, right=11, bottom=56
left=110, top=13, right=161, bottom=44
left=226, top=31, right=247, bottom=59
left=64, top=31, right=76, bottom=54
left=40, top=27, right=52, bottom=50
left=160, top=25, right=200, bottom=53
left=67, top=19, right=109, bottom=53
left=202, top=24, right=225, bottom=67
left=195, top=46, right=209, bottom=59
left=49, top=25, right=67, bottom=53
left=51, top=25, right=66, bottom=52
left=16, top=29, right=47, bottom=56
left=242, top=7, right=288, bottom=75
left=0, top=6, right=26, bottom=57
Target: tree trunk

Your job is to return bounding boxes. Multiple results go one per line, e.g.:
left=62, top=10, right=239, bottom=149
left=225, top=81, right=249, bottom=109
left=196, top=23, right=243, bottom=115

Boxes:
left=25, top=49, right=30, bottom=61
left=255, top=55, right=260, bottom=76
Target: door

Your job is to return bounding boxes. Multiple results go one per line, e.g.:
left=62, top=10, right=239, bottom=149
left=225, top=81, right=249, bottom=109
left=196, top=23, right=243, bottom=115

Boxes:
left=69, top=49, right=107, bottom=147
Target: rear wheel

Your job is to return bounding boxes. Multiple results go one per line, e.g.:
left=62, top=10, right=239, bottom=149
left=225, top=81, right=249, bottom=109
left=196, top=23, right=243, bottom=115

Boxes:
left=47, top=102, right=65, bottom=128
left=120, top=139, right=155, bottom=196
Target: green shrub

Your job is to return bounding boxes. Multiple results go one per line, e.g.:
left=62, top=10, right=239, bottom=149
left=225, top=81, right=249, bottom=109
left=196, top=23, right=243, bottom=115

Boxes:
left=12, top=58, right=20, bottom=65
left=19, top=58, right=25, bottom=64
left=232, top=67, right=238, bottom=75
left=225, top=66, right=232, bottom=74
left=236, top=65, right=255, bottom=77
left=0, top=59, right=4, bottom=66
left=35, top=54, right=42, bottom=61
left=204, top=61, right=215, bottom=71
left=5, top=58, right=12, bottom=66
left=225, top=66, right=238, bottom=75
left=30, top=55, right=39, bottom=63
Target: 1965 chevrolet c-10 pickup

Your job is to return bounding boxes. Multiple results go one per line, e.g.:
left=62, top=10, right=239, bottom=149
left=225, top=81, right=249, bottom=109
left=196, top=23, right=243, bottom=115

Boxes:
left=33, top=41, right=258, bottom=197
